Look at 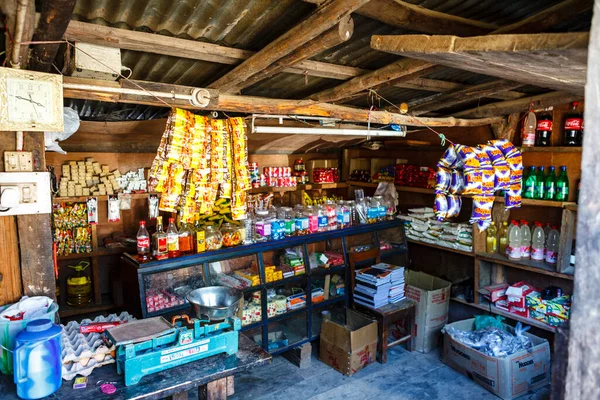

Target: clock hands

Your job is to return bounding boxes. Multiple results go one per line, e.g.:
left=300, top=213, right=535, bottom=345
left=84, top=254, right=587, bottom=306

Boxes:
left=28, top=94, right=40, bottom=120
left=12, top=94, right=47, bottom=109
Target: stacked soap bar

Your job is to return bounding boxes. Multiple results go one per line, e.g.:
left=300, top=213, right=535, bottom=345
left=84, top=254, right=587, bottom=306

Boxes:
left=59, top=157, right=147, bottom=197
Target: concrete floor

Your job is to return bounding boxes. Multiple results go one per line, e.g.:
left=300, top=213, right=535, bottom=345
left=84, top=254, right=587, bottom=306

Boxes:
left=228, top=345, right=550, bottom=400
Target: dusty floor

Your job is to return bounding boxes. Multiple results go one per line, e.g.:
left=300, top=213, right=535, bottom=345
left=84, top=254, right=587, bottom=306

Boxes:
left=228, top=345, right=550, bottom=400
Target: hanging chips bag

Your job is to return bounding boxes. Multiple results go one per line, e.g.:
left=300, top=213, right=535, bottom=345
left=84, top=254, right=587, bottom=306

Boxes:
left=474, top=148, right=495, bottom=196
left=446, top=194, right=462, bottom=218
left=434, top=193, right=448, bottom=221
left=456, top=145, right=480, bottom=170
left=449, top=169, right=465, bottom=195
left=505, top=183, right=522, bottom=209
left=435, top=166, right=451, bottom=194
left=438, top=144, right=459, bottom=168
left=470, top=195, right=493, bottom=224
left=480, top=144, right=510, bottom=191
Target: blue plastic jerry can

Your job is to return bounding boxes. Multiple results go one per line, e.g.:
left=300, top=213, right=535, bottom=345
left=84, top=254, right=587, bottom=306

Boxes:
left=13, top=319, right=62, bottom=399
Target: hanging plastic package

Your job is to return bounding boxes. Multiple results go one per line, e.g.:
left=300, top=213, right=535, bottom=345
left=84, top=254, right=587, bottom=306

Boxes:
left=480, top=144, right=510, bottom=191
left=44, top=107, right=80, bottom=155
left=434, top=193, right=448, bottom=221
left=446, top=194, right=462, bottom=218
left=434, top=166, right=451, bottom=194
left=449, top=170, right=465, bottom=195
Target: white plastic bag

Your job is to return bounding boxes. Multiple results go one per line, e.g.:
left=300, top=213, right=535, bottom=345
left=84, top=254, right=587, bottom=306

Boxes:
left=44, top=107, right=80, bottom=154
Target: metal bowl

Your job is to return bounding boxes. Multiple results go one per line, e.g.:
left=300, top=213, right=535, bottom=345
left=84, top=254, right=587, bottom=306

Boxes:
left=186, top=286, right=243, bottom=321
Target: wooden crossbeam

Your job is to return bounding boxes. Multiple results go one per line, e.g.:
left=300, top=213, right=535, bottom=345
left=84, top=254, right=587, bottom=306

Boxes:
left=371, top=32, right=589, bottom=95
left=229, top=16, right=354, bottom=93
left=303, top=0, right=498, bottom=35
left=453, top=91, right=583, bottom=118
left=208, top=0, right=370, bottom=92
left=61, top=76, right=502, bottom=127
left=408, top=79, right=525, bottom=115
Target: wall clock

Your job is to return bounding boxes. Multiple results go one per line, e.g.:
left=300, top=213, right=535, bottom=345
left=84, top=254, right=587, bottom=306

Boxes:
left=0, top=67, right=64, bottom=132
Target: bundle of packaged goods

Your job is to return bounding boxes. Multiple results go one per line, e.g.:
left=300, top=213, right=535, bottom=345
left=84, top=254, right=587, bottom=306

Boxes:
left=145, top=289, right=187, bottom=313
left=312, top=167, right=339, bottom=183
left=292, top=158, right=309, bottom=184
left=58, top=157, right=147, bottom=197
left=53, top=202, right=92, bottom=256
left=401, top=207, right=473, bottom=252
left=486, top=219, right=560, bottom=265
left=261, top=166, right=297, bottom=188
left=394, top=164, right=435, bottom=188
left=354, top=266, right=392, bottom=309
left=481, top=282, right=570, bottom=327
left=371, top=165, right=395, bottom=183
left=348, top=169, right=370, bottom=182
left=376, top=262, right=405, bottom=304
left=523, top=165, right=570, bottom=201
left=308, top=251, right=344, bottom=270
left=434, top=140, right=522, bottom=231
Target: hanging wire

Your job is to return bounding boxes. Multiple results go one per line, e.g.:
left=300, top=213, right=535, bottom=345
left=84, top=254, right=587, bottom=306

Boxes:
left=368, top=88, right=454, bottom=147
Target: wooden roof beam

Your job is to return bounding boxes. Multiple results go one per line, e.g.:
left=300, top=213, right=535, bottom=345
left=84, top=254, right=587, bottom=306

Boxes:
left=229, top=16, right=354, bottom=93
left=208, top=0, right=371, bottom=92
left=408, top=79, right=525, bottom=115
left=61, top=76, right=502, bottom=127
left=303, top=0, right=497, bottom=35
left=453, top=91, right=584, bottom=118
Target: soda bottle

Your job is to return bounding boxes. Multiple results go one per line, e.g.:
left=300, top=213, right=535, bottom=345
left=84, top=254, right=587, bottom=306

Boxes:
left=523, top=166, right=537, bottom=199
left=520, top=221, right=531, bottom=259
left=545, top=227, right=560, bottom=264
left=507, top=221, right=522, bottom=260
left=556, top=166, right=569, bottom=201
left=486, top=222, right=497, bottom=253
left=152, top=216, right=168, bottom=260
left=194, top=215, right=207, bottom=252
left=136, top=221, right=151, bottom=263
left=530, top=223, right=545, bottom=261
left=535, top=111, right=552, bottom=146
left=534, top=166, right=546, bottom=200
left=166, top=217, right=180, bottom=258
left=522, top=111, right=536, bottom=147
left=544, top=166, right=557, bottom=200
left=564, top=102, right=583, bottom=146
left=498, top=221, right=509, bottom=255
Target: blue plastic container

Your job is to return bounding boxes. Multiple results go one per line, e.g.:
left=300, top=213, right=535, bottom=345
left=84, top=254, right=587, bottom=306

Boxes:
left=13, top=319, right=62, bottom=399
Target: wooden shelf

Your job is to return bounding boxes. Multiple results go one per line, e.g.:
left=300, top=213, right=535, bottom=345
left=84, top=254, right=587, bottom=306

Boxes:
left=502, top=197, right=576, bottom=208
left=476, top=252, right=574, bottom=280
left=407, top=239, right=473, bottom=257
left=58, top=295, right=116, bottom=318
left=57, top=247, right=135, bottom=261
left=53, top=192, right=156, bottom=203
left=565, top=203, right=578, bottom=211
left=520, top=146, right=582, bottom=153
left=450, top=297, right=556, bottom=333
left=347, top=181, right=434, bottom=194
left=248, top=183, right=347, bottom=194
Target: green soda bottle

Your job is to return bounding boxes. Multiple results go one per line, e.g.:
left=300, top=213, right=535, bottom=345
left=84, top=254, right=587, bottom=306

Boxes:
left=556, top=166, right=569, bottom=201
left=544, top=166, right=557, bottom=200
left=523, top=166, right=537, bottom=199
left=534, top=166, right=546, bottom=200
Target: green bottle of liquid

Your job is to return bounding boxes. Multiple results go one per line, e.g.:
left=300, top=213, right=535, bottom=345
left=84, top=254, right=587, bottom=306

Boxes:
left=544, top=166, right=557, bottom=200
left=556, top=166, right=570, bottom=201
left=534, top=166, right=546, bottom=200
left=523, top=166, right=537, bottom=199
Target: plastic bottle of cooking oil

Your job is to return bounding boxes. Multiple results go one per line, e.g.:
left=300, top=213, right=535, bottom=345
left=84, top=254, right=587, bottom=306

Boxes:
left=67, top=261, right=92, bottom=306
left=486, top=222, right=497, bottom=253
left=498, top=221, right=509, bottom=255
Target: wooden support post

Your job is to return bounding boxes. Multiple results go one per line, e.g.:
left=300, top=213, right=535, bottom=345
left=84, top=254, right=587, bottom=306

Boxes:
left=0, top=217, right=22, bottom=305
left=230, top=16, right=354, bottom=92
left=565, top=2, right=600, bottom=396
left=199, top=378, right=228, bottom=400
left=0, top=0, right=36, bottom=68
left=490, top=113, right=520, bottom=141
left=209, top=0, right=371, bottom=92
left=29, top=0, right=77, bottom=72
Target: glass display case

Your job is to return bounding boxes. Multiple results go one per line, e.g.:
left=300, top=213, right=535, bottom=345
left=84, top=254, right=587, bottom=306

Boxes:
left=120, top=219, right=406, bottom=350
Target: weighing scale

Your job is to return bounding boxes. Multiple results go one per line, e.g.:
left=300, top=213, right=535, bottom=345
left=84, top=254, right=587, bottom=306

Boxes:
left=106, top=315, right=241, bottom=386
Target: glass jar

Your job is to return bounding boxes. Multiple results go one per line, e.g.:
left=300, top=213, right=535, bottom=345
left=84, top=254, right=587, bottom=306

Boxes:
left=325, top=200, right=337, bottom=231
left=373, top=196, right=386, bottom=222
left=293, top=204, right=304, bottom=218
left=337, top=201, right=350, bottom=229
left=243, top=214, right=255, bottom=245
left=255, top=210, right=271, bottom=242
left=317, top=204, right=329, bottom=232
left=221, top=223, right=242, bottom=247
left=348, top=200, right=359, bottom=226
left=385, top=198, right=396, bottom=220
left=367, top=196, right=380, bottom=223
left=305, top=206, right=318, bottom=233
left=205, top=225, right=223, bottom=251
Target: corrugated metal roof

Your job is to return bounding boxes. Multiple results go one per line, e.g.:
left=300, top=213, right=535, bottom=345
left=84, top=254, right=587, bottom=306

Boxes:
left=63, top=0, right=591, bottom=121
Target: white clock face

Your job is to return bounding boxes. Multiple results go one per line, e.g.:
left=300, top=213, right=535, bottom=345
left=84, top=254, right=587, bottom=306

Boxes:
left=6, top=77, right=55, bottom=125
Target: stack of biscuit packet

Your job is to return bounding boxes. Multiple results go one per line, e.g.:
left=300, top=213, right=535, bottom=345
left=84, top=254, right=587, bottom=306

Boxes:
left=434, top=139, right=522, bottom=231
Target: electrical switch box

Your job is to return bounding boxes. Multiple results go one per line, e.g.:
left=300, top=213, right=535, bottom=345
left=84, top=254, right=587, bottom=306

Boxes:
left=69, top=42, right=121, bottom=81
left=0, top=172, right=51, bottom=216
left=4, top=151, right=33, bottom=172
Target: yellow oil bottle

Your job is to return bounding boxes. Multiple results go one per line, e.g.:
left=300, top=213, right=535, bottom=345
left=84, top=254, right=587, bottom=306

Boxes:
left=67, top=261, right=92, bottom=306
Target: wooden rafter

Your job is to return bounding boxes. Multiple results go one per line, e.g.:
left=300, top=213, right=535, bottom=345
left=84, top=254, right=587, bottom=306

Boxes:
left=371, top=32, right=589, bottom=95
left=408, top=79, right=525, bottom=115
left=303, top=0, right=498, bottom=36
left=454, top=91, right=583, bottom=118
left=208, top=0, right=370, bottom=92
left=229, top=16, right=354, bottom=93
left=61, top=76, right=502, bottom=127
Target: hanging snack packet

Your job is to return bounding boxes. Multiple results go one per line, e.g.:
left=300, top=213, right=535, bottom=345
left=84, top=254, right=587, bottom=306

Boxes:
left=470, top=195, right=493, bottom=223
left=456, top=145, right=480, bottom=169
left=438, top=144, right=459, bottom=168
left=449, top=169, right=465, bottom=194
left=86, top=197, right=98, bottom=225
left=435, top=166, right=451, bottom=194
left=480, top=144, right=510, bottom=191
left=446, top=194, right=462, bottom=218
left=489, top=139, right=518, bottom=157
left=474, top=148, right=495, bottom=196
left=148, top=194, right=159, bottom=220
left=118, top=193, right=132, bottom=210
left=108, top=195, right=121, bottom=222
left=505, top=183, right=522, bottom=209
left=477, top=219, right=492, bottom=232
left=434, top=193, right=449, bottom=221
left=463, top=169, right=483, bottom=195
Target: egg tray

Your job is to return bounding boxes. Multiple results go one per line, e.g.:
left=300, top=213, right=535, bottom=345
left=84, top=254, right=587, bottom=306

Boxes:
left=61, top=312, right=136, bottom=381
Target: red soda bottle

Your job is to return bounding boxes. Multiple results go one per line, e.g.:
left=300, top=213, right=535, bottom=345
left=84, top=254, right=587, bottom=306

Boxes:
left=564, top=102, right=583, bottom=146
left=137, top=221, right=151, bottom=262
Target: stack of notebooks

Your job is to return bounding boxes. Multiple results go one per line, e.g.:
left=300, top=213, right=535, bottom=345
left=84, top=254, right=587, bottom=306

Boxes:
left=373, top=263, right=406, bottom=304
left=354, top=263, right=405, bottom=309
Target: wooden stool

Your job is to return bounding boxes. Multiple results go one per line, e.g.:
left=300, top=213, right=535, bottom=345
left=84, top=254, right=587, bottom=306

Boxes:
left=349, top=248, right=416, bottom=364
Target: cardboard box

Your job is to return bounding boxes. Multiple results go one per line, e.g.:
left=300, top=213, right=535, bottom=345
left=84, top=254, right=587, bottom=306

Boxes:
left=319, top=308, right=377, bottom=376
left=405, top=270, right=451, bottom=353
left=443, top=319, right=551, bottom=400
